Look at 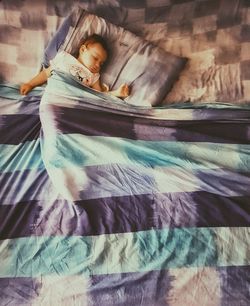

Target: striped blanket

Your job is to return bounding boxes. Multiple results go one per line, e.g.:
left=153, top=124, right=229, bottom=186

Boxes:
left=0, top=73, right=249, bottom=305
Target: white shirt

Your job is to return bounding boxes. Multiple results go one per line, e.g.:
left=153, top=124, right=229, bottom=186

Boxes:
left=50, top=51, right=100, bottom=86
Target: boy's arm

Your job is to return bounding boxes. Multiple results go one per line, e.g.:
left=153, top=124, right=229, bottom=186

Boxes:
left=92, top=80, right=130, bottom=98
left=20, top=66, right=52, bottom=95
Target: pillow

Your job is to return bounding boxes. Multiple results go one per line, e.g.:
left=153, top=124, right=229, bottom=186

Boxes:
left=43, top=6, right=187, bottom=106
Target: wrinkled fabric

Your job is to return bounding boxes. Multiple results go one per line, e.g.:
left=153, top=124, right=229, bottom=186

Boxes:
left=1, top=0, right=250, bottom=104
left=0, top=73, right=249, bottom=305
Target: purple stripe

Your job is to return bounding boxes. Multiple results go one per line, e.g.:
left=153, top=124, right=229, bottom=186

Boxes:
left=1, top=267, right=249, bottom=305
left=173, top=120, right=250, bottom=144
left=0, top=277, right=42, bottom=305
left=190, top=192, right=250, bottom=227
left=53, top=105, right=136, bottom=139
left=197, top=169, right=250, bottom=196
left=90, top=267, right=250, bottom=306
left=18, top=94, right=42, bottom=115
left=89, top=270, right=171, bottom=306
left=1, top=191, right=249, bottom=239
left=218, top=265, right=250, bottom=306
left=0, top=114, right=40, bottom=144
left=0, top=201, right=42, bottom=239
left=52, top=106, right=250, bottom=143
left=0, top=270, right=172, bottom=306
left=0, top=169, right=50, bottom=205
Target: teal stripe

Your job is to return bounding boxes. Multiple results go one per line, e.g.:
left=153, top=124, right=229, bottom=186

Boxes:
left=0, top=140, right=44, bottom=172
left=43, top=134, right=250, bottom=172
left=0, top=227, right=249, bottom=278
left=3, top=135, right=249, bottom=174
left=137, top=228, right=218, bottom=271
left=0, top=84, right=44, bottom=100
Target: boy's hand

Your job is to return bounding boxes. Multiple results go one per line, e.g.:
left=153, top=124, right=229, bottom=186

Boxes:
left=102, top=83, right=109, bottom=92
left=116, top=84, right=130, bottom=98
left=20, top=83, right=33, bottom=95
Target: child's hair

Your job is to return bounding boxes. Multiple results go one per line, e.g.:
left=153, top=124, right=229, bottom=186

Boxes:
left=75, top=34, right=110, bottom=70
left=82, top=34, right=109, bottom=56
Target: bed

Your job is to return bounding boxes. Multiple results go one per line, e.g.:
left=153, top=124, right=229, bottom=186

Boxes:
left=0, top=1, right=249, bottom=305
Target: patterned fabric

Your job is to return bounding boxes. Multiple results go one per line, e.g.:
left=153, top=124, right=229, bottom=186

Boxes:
left=1, top=0, right=250, bottom=104
left=50, top=51, right=100, bottom=86
left=0, top=0, right=250, bottom=304
left=0, top=72, right=249, bottom=305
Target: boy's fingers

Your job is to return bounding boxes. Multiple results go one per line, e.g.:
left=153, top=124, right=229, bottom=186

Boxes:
left=20, top=88, right=27, bottom=95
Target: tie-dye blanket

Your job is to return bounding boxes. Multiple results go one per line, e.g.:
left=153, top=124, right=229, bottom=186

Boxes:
left=0, top=72, right=249, bottom=305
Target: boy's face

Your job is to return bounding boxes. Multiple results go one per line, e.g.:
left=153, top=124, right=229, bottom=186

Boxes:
left=78, top=42, right=107, bottom=73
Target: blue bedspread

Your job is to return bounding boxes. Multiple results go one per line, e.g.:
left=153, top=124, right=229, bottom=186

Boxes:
left=0, top=73, right=249, bottom=305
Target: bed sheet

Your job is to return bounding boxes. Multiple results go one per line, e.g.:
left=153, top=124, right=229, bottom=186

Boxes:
left=0, top=1, right=250, bottom=305
left=0, top=71, right=250, bottom=305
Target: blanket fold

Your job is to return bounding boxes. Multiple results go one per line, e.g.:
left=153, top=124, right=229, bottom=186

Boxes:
left=0, top=73, right=249, bottom=305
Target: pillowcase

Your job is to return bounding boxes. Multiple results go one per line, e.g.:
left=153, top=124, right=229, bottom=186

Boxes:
left=43, top=6, right=187, bottom=106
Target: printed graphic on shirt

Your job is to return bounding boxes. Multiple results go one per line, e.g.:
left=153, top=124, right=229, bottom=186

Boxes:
left=50, top=51, right=100, bottom=86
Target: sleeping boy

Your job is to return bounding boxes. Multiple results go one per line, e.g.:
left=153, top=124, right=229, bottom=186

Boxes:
left=20, top=34, right=130, bottom=98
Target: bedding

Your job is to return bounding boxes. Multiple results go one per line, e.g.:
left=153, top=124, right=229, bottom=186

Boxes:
left=0, top=1, right=250, bottom=305
left=1, top=0, right=250, bottom=105
left=42, top=7, right=187, bottom=106
left=1, top=70, right=250, bottom=305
